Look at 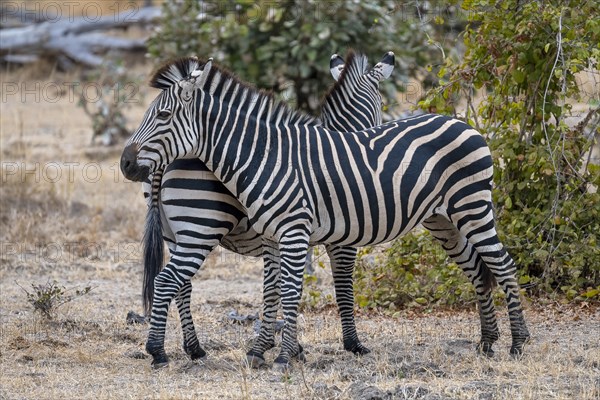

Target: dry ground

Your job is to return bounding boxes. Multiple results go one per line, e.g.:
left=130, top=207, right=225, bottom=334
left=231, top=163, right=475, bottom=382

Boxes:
left=1, top=62, right=599, bottom=400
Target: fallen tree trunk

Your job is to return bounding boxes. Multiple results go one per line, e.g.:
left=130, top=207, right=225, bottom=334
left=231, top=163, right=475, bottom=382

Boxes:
left=0, top=6, right=161, bottom=67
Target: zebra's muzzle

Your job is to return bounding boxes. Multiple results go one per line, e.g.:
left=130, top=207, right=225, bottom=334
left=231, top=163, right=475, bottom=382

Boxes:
left=120, top=143, right=151, bottom=182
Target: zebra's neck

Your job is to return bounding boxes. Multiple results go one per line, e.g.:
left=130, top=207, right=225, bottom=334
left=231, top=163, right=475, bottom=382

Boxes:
left=321, top=53, right=368, bottom=120
left=320, top=54, right=381, bottom=132
left=195, top=69, right=318, bottom=203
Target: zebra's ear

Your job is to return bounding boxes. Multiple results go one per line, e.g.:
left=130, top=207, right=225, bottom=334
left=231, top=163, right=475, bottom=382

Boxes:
left=190, top=58, right=213, bottom=89
left=330, top=54, right=345, bottom=81
left=371, top=51, right=395, bottom=81
left=178, top=58, right=213, bottom=98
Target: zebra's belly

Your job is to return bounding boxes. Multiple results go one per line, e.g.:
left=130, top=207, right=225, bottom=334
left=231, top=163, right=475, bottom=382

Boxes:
left=160, top=159, right=248, bottom=247
left=309, top=180, right=443, bottom=248
left=220, top=217, right=263, bottom=257
left=310, top=206, right=433, bottom=248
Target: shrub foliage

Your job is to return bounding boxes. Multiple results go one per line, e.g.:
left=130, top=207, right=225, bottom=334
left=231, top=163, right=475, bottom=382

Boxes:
left=354, top=231, right=476, bottom=311
left=147, top=0, right=454, bottom=113
left=18, top=280, right=92, bottom=319
left=358, top=0, right=599, bottom=308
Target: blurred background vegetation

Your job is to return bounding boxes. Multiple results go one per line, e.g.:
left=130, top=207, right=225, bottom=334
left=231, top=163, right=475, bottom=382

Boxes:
left=147, top=0, right=465, bottom=114
left=419, top=0, right=600, bottom=307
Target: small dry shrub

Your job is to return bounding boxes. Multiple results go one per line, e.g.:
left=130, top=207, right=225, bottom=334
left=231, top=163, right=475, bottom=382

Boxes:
left=18, top=279, right=92, bottom=319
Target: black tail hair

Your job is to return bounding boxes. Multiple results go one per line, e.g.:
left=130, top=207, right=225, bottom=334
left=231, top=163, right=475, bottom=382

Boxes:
left=142, top=170, right=164, bottom=317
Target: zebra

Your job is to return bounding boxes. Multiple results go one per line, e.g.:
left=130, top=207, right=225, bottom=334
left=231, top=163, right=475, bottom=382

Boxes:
left=120, top=56, right=531, bottom=371
left=135, top=51, right=394, bottom=368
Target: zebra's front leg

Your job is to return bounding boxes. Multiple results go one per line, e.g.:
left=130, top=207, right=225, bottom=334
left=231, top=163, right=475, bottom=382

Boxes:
left=247, top=239, right=281, bottom=368
left=146, top=263, right=187, bottom=368
left=272, top=234, right=310, bottom=372
left=326, top=245, right=370, bottom=356
left=174, top=281, right=206, bottom=361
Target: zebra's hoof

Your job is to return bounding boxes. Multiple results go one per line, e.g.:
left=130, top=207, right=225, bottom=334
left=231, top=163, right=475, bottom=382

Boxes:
left=184, top=343, right=207, bottom=361
left=190, top=351, right=207, bottom=361
left=149, top=350, right=169, bottom=369
left=246, top=353, right=266, bottom=369
left=272, top=358, right=292, bottom=373
left=476, top=342, right=495, bottom=357
left=509, top=344, right=526, bottom=358
left=151, top=359, right=169, bottom=369
left=510, top=335, right=530, bottom=358
left=351, top=344, right=371, bottom=356
left=344, top=339, right=370, bottom=356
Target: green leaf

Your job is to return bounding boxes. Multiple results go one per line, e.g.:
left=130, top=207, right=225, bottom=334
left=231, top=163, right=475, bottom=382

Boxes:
left=512, top=69, right=525, bottom=84
left=357, top=295, right=370, bottom=308
left=415, top=297, right=428, bottom=305
left=534, top=249, right=550, bottom=260
left=583, top=289, right=599, bottom=299
left=317, top=27, right=330, bottom=40
left=554, top=69, right=563, bottom=79
left=518, top=275, right=531, bottom=285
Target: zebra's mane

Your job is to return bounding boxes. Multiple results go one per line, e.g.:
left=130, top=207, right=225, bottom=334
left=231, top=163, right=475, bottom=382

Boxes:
left=149, top=57, right=202, bottom=90
left=321, top=50, right=369, bottom=106
left=150, top=56, right=317, bottom=126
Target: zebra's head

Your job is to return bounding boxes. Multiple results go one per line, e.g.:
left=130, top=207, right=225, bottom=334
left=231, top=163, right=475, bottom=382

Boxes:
left=322, top=51, right=395, bottom=131
left=120, top=57, right=213, bottom=182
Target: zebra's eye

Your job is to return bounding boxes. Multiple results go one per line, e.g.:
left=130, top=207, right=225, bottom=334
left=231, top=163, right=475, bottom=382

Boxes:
left=156, top=110, right=171, bottom=120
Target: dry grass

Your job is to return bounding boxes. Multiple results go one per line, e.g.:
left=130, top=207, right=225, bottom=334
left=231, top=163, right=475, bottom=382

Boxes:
left=1, top=264, right=598, bottom=400
left=1, top=64, right=599, bottom=400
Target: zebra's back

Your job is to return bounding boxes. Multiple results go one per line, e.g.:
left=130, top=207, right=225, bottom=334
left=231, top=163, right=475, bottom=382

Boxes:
left=301, top=114, right=493, bottom=247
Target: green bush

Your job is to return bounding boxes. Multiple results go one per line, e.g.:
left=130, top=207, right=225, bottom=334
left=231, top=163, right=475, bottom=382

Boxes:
left=419, top=0, right=600, bottom=301
left=147, top=0, right=452, bottom=113
left=354, top=231, right=476, bottom=312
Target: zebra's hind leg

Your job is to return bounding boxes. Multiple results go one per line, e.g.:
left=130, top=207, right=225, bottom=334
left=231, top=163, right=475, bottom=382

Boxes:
left=452, top=203, right=530, bottom=356
left=174, top=281, right=206, bottom=361
left=326, top=245, right=370, bottom=356
left=422, top=215, right=499, bottom=356
left=247, top=239, right=281, bottom=368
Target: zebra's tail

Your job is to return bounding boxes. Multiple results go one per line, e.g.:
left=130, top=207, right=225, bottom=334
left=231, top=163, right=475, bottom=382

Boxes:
left=142, top=169, right=164, bottom=317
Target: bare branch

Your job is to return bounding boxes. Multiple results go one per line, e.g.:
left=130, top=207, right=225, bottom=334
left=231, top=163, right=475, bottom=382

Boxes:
left=0, top=6, right=161, bottom=67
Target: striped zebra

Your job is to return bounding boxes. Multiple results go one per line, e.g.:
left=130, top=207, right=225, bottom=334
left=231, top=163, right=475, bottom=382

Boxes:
left=135, top=51, right=394, bottom=368
left=120, top=57, right=530, bottom=370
